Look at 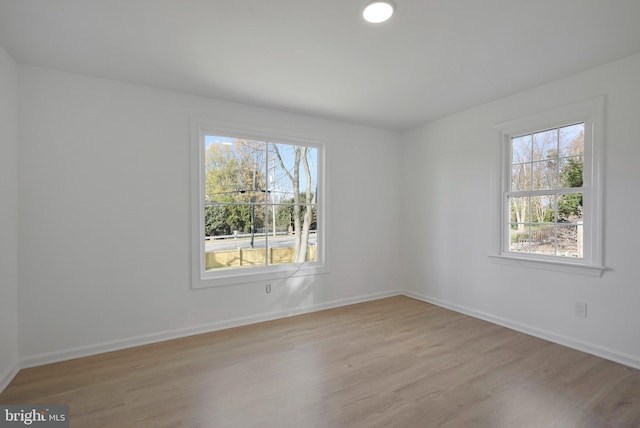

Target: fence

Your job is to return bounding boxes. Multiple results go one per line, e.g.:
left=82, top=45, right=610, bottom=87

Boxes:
left=512, top=225, right=556, bottom=246
left=511, top=223, right=583, bottom=257
left=205, top=245, right=318, bottom=270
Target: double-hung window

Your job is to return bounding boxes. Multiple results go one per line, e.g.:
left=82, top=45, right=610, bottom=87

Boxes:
left=191, top=119, right=326, bottom=288
left=492, top=97, right=605, bottom=276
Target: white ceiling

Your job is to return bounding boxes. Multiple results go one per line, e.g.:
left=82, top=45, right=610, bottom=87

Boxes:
left=1, top=0, right=640, bottom=131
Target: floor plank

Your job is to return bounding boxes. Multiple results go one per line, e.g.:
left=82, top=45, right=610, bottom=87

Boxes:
left=1, top=296, right=638, bottom=427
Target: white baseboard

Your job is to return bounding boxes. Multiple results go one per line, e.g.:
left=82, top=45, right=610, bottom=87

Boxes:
left=402, top=290, right=640, bottom=371
left=0, top=364, right=20, bottom=395
left=20, top=290, right=402, bottom=369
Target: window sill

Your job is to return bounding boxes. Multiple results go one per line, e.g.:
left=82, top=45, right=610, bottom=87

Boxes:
left=489, top=254, right=605, bottom=277
left=192, top=264, right=329, bottom=289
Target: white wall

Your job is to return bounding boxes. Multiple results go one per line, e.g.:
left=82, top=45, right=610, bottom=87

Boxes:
left=17, top=66, right=401, bottom=364
left=401, top=53, right=640, bottom=368
left=0, top=45, right=19, bottom=388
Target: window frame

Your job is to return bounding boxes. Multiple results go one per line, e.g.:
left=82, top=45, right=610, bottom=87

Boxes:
left=490, top=97, right=606, bottom=276
left=190, top=118, right=327, bottom=289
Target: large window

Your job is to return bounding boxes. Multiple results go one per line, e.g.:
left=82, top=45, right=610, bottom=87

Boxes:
left=191, top=120, right=325, bottom=288
left=492, top=97, right=605, bottom=276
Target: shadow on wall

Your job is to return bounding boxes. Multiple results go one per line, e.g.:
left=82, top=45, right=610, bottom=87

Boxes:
left=264, top=272, right=323, bottom=318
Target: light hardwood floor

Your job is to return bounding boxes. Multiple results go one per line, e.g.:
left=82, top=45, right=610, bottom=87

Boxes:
left=1, top=296, right=639, bottom=427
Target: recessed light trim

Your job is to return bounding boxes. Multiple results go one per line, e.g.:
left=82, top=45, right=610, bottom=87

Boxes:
left=363, top=1, right=394, bottom=24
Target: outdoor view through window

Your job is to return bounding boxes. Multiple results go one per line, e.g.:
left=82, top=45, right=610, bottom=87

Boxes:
left=508, top=123, right=584, bottom=258
left=203, top=136, right=319, bottom=272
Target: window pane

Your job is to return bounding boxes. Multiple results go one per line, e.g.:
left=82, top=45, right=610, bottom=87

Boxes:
left=204, top=138, right=241, bottom=202
left=509, top=225, right=530, bottom=253
left=204, top=137, right=268, bottom=203
left=204, top=203, right=268, bottom=271
left=509, top=196, right=530, bottom=223
left=559, top=156, right=583, bottom=188
left=235, top=139, right=267, bottom=193
left=529, top=224, right=556, bottom=256
left=511, top=163, right=531, bottom=191
left=204, top=204, right=233, bottom=238
left=557, top=224, right=581, bottom=258
left=269, top=203, right=318, bottom=264
left=512, top=135, right=532, bottom=164
left=531, top=159, right=558, bottom=190
left=270, top=143, right=318, bottom=200
left=559, top=123, right=584, bottom=157
left=533, top=129, right=557, bottom=161
left=530, top=195, right=555, bottom=223
left=557, top=193, right=583, bottom=222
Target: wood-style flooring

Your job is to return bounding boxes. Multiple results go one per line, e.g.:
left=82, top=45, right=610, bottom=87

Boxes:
left=1, top=296, right=639, bottom=427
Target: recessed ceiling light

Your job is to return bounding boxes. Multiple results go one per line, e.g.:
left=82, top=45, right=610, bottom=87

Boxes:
left=363, top=1, right=394, bottom=24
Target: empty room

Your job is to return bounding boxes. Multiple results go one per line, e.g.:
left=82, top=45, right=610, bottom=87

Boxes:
left=1, top=1, right=639, bottom=426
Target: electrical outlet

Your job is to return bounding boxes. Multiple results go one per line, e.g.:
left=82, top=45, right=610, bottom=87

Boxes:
left=575, top=301, right=587, bottom=317
left=266, top=284, right=272, bottom=294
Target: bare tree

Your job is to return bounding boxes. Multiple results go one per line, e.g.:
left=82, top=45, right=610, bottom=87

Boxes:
left=298, top=147, right=315, bottom=262
left=272, top=145, right=314, bottom=262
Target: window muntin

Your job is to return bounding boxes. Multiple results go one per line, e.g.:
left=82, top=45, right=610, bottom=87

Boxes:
left=506, top=123, right=585, bottom=258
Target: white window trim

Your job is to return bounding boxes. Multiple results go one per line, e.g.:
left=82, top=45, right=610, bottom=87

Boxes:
left=489, top=97, right=606, bottom=277
left=190, top=118, right=328, bottom=289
